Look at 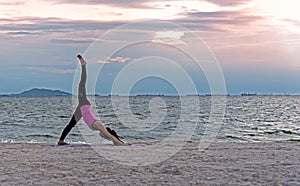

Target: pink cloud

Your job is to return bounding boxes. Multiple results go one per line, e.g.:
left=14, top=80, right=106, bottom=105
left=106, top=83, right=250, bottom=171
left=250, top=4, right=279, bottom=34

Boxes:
left=97, top=56, right=130, bottom=64
left=0, top=1, right=25, bottom=6
left=206, top=0, right=252, bottom=7
left=44, top=0, right=153, bottom=8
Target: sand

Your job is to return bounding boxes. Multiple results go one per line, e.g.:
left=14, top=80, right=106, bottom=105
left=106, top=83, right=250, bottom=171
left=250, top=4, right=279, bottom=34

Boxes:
left=0, top=142, right=299, bottom=185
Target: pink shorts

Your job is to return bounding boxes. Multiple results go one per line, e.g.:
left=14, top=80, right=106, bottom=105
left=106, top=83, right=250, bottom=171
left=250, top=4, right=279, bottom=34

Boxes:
left=80, top=105, right=98, bottom=130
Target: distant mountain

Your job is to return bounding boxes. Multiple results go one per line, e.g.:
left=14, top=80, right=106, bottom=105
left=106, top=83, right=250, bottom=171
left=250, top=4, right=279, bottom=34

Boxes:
left=10, top=88, right=72, bottom=97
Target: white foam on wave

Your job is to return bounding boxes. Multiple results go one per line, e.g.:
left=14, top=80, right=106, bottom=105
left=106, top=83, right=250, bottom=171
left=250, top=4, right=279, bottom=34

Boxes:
left=0, top=139, right=89, bottom=144
left=1, top=139, right=17, bottom=143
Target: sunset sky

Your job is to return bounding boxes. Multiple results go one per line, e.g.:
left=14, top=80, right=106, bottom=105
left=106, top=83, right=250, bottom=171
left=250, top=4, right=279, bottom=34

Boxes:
left=0, top=0, right=299, bottom=95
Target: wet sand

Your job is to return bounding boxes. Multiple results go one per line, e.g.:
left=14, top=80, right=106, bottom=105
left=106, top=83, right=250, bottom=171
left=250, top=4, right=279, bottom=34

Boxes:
left=0, top=142, right=299, bottom=185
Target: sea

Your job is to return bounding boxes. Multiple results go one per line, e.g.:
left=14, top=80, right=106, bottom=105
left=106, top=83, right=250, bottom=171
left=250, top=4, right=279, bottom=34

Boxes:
left=1, top=96, right=300, bottom=144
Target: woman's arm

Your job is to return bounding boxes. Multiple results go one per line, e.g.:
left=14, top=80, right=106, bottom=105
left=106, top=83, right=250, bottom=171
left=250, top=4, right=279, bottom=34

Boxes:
left=92, top=120, right=125, bottom=145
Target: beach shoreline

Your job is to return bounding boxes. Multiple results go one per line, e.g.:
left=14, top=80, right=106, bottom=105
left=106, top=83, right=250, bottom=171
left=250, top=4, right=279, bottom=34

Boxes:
left=1, top=142, right=299, bottom=185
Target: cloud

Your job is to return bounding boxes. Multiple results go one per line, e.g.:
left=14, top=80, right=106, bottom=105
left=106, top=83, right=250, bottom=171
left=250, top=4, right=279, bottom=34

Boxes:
left=284, top=19, right=300, bottom=27
left=0, top=17, right=127, bottom=42
left=97, top=56, right=131, bottom=64
left=45, top=0, right=154, bottom=8
left=183, top=11, right=262, bottom=24
left=0, top=1, right=261, bottom=42
left=0, top=17, right=126, bottom=32
left=206, top=0, right=252, bottom=7
left=176, top=10, right=263, bottom=32
left=27, top=66, right=75, bottom=74
left=6, top=31, right=41, bottom=36
left=153, top=31, right=186, bottom=45
left=0, top=1, right=25, bottom=6
left=50, top=39, right=94, bottom=44
left=46, top=0, right=252, bottom=9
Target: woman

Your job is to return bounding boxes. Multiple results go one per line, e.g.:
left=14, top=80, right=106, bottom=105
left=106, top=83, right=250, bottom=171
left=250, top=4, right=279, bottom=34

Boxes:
left=58, top=54, right=126, bottom=146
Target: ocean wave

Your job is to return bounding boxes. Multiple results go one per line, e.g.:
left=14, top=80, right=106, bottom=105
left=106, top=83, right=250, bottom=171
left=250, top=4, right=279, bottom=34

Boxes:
left=280, top=130, right=296, bottom=135
left=222, top=135, right=247, bottom=141
left=287, top=138, right=300, bottom=142
left=263, top=129, right=299, bottom=135
left=25, top=133, right=57, bottom=138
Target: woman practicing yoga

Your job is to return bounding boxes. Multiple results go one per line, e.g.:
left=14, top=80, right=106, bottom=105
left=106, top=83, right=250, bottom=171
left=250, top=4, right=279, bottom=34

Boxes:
left=58, top=55, right=126, bottom=146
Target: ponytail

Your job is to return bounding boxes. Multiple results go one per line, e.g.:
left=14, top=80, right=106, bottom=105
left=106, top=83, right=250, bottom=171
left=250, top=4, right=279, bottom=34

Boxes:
left=106, top=127, right=123, bottom=143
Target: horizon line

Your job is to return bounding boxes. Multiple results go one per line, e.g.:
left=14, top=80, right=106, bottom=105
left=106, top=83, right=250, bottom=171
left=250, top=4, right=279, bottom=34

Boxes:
left=0, top=88, right=299, bottom=97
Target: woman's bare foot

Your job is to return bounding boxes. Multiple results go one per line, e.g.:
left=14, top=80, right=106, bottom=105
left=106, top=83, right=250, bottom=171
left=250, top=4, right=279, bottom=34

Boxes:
left=77, top=54, right=87, bottom=65
left=58, top=140, right=69, bottom=146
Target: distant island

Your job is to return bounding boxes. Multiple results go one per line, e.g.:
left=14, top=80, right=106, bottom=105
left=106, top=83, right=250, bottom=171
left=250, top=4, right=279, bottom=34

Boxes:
left=6, top=88, right=72, bottom=97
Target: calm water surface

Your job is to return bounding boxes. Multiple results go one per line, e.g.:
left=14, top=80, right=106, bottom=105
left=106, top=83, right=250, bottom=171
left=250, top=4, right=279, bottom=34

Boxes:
left=0, top=96, right=299, bottom=143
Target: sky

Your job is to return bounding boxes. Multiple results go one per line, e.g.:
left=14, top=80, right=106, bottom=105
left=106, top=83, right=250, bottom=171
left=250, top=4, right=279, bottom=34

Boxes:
left=0, top=0, right=300, bottom=95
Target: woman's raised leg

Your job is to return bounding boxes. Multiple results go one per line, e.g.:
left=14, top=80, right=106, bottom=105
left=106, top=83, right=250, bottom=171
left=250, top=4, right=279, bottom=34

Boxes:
left=77, top=54, right=90, bottom=107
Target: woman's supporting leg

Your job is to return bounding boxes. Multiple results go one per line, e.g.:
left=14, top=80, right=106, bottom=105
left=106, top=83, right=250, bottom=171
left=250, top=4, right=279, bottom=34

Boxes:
left=58, top=107, right=82, bottom=143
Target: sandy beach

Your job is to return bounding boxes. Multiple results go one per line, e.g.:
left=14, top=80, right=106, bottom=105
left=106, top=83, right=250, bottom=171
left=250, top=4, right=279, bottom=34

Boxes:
left=0, top=142, right=299, bottom=185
